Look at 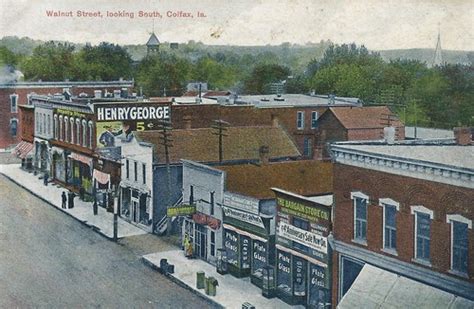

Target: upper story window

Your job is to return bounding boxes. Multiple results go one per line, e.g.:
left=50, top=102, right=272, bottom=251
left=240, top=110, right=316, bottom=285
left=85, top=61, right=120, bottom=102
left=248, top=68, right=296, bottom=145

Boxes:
left=411, top=206, right=433, bottom=264
left=293, top=216, right=310, bottom=252
left=59, top=115, right=63, bottom=140
left=447, top=214, right=471, bottom=275
left=88, top=121, right=93, bottom=148
left=10, top=118, right=18, bottom=137
left=47, top=115, right=51, bottom=136
left=142, top=163, right=146, bottom=185
left=311, top=111, right=318, bottom=129
left=297, top=111, right=304, bottom=129
left=125, top=160, right=130, bottom=179
left=70, top=118, right=75, bottom=144
left=303, top=137, right=312, bottom=157
left=351, top=192, right=369, bottom=244
left=82, top=120, right=87, bottom=147
left=10, top=94, right=18, bottom=113
left=76, top=119, right=81, bottom=145
left=53, top=115, right=58, bottom=139
left=134, top=161, right=138, bottom=182
left=64, top=116, right=69, bottom=142
left=379, top=198, right=400, bottom=254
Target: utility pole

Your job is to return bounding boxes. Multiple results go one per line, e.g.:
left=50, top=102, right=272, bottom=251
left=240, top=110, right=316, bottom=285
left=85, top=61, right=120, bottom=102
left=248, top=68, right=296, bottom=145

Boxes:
left=112, top=185, right=119, bottom=242
left=158, top=120, right=173, bottom=235
left=211, top=119, right=230, bottom=163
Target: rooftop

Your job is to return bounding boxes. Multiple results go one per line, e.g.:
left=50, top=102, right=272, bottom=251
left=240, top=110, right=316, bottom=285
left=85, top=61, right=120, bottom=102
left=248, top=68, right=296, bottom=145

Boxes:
left=216, top=160, right=333, bottom=199
left=146, top=33, right=160, bottom=46
left=136, top=126, right=301, bottom=164
left=0, top=80, right=134, bottom=89
left=325, top=106, right=404, bottom=129
left=232, top=94, right=362, bottom=108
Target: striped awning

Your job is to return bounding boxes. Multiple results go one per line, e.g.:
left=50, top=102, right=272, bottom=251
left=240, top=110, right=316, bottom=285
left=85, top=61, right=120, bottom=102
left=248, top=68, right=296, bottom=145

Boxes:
left=13, top=141, right=34, bottom=159
left=69, top=152, right=92, bottom=166
left=93, top=169, right=110, bottom=185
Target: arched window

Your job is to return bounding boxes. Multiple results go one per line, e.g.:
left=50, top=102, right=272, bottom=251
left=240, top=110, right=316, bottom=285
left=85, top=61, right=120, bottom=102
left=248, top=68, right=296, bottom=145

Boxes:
left=70, top=118, right=75, bottom=144
left=43, top=114, right=47, bottom=135
left=53, top=114, right=58, bottom=139
left=82, top=119, right=87, bottom=147
left=88, top=121, right=93, bottom=149
left=64, top=116, right=69, bottom=143
left=59, top=115, right=63, bottom=140
left=76, top=119, right=81, bottom=145
left=47, top=115, right=51, bottom=136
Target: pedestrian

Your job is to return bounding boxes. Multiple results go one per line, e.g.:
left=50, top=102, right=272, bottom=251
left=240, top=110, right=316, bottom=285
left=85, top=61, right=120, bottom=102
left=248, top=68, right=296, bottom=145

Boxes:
left=43, top=172, right=49, bottom=186
left=93, top=200, right=98, bottom=215
left=79, top=187, right=85, bottom=201
left=68, top=191, right=76, bottom=209
left=61, top=191, right=67, bottom=209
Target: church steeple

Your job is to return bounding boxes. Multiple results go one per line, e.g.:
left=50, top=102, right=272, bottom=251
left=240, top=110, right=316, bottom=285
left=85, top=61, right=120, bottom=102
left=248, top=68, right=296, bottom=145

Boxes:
left=432, top=26, right=443, bottom=67
left=146, top=32, right=160, bottom=55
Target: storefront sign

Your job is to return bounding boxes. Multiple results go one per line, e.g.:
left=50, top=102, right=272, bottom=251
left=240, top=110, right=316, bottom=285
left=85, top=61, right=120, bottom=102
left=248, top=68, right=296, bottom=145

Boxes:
left=277, top=197, right=330, bottom=223
left=192, top=212, right=220, bottom=230
left=222, top=206, right=265, bottom=229
left=253, top=240, right=267, bottom=264
left=277, top=222, right=327, bottom=254
left=167, top=204, right=196, bottom=217
left=96, top=105, right=170, bottom=121
left=224, top=192, right=259, bottom=215
left=241, top=235, right=251, bottom=269
left=224, top=230, right=239, bottom=267
left=309, top=263, right=328, bottom=289
left=56, top=108, right=88, bottom=118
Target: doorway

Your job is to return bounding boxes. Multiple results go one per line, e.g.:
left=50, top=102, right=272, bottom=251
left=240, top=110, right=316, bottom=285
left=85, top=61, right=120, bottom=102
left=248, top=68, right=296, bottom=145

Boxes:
left=194, top=224, right=207, bottom=260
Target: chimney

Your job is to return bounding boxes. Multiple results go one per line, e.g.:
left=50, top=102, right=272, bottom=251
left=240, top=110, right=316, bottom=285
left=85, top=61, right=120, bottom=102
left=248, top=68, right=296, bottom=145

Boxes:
left=454, top=127, right=472, bottom=145
left=183, top=116, right=192, bottom=129
left=384, top=127, right=396, bottom=144
left=271, top=114, right=279, bottom=127
left=259, top=145, right=270, bottom=165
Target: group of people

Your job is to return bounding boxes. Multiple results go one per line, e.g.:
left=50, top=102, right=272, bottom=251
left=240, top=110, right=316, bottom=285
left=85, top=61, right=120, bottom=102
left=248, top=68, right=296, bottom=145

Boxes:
left=61, top=191, right=76, bottom=209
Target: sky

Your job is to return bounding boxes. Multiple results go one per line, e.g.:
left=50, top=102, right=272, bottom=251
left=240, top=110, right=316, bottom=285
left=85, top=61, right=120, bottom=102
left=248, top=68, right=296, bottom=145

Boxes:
left=1, top=0, right=473, bottom=50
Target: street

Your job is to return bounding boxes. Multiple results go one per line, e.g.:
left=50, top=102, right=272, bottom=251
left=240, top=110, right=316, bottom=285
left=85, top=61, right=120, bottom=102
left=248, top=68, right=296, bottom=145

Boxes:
left=0, top=173, right=216, bottom=308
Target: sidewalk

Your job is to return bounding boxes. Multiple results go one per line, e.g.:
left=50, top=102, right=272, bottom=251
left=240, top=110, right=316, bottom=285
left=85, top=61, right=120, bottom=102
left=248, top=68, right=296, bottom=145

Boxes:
left=0, top=164, right=147, bottom=240
left=143, top=249, right=300, bottom=309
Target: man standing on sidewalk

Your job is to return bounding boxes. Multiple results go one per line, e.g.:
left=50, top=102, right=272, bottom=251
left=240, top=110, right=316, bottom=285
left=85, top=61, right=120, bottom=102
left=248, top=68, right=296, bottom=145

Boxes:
left=61, top=192, right=67, bottom=209
left=68, top=191, right=76, bottom=209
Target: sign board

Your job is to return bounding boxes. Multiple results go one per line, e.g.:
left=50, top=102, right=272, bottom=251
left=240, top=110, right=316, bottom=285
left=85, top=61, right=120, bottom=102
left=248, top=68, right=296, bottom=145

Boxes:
left=56, top=108, right=88, bottom=119
left=223, top=192, right=259, bottom=215
left=222, top=206, right=265, bottom=229
left=277, top=196, right=330, bottom=223
left=277, top=222, right=328, bottom=254
left=167, top=204, right=196, bottom=217
left=94, top=102, right=171, bottom=148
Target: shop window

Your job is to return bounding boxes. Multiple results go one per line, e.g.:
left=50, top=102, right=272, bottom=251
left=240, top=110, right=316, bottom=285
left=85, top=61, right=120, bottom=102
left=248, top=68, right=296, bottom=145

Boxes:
left=311, top=111, right=318, bottom=129
left=297, top=111, right=304, bottom=129
left=351, top=192, right=369, bottom=244
left=379, top=198, right=399, bottom=253
left=224, top=229, right=239, bottom=267
left=276, top=250, right=292, bottom=295
left=10, top=94, right=18, bottom=113
left=411, top=206, right=433, bottom=264
left=293, top=256, right=307, bottom=297
left=252, top=240, right=267, bottom=280
left=447, top=214, right=471, bottom=275
left=241, top=235, right=251, bottom=269
left=210, top=231, right=215, bottom=257
left=339, top=256, right=364, bottom=300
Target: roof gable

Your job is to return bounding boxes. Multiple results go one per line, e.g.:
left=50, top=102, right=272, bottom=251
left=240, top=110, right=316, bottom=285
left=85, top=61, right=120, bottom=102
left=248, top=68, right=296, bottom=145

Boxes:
left=329, top=106, right=403, bottom=129
left=146, top=33, right=160, bottom=46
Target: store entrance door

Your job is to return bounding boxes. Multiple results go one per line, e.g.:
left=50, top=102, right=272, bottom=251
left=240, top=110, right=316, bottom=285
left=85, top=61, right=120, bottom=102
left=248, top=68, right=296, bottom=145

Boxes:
left=195, top=224, right=207, bottom=260
left=131, top=199, right=139, bottom=223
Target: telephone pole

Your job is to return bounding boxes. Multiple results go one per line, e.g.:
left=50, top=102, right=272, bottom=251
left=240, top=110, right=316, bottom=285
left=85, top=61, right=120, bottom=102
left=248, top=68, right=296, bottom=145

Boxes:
left=157, top=120, right=173, bottom=234
left=211, top=119, right=230, bottom=163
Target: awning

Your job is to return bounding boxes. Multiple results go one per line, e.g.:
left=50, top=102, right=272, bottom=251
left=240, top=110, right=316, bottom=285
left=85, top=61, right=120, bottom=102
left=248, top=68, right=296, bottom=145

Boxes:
left=51, top=146, right=64, bottom=155
left=13, top=141, right=34, bottom=159
left=69, top=152, right=92, bottom=166
left=93, top=169, right=110, bottom=185
left=223, top=223, right=267, bottom=243
left=338, top=264, right=474, bottom=308
left=275, top=244, right=327, bottom=267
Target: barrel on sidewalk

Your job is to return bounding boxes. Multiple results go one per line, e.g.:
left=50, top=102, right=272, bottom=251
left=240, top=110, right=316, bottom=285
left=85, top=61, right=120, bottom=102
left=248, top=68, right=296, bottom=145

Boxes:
left=196, top=271, right=205, bottom=289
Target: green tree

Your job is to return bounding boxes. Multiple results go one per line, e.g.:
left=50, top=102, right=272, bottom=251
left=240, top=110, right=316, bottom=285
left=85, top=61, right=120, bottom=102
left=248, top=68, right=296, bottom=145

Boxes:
left=21, top=41, right=76, bottom=81
left=244, top=64, right=290, bottom=94
left=192, top=57, right=238, bottom=90
left=0, top=46, right=19, bottom=67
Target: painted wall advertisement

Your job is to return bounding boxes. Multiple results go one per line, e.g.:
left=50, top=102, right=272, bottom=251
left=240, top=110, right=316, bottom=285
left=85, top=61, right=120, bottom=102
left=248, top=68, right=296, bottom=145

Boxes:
left=94, top=103, right=171, bottom=148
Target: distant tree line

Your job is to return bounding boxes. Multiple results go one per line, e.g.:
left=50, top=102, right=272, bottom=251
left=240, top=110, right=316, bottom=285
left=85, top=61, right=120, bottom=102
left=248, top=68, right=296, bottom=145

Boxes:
left=0, top=40, right=472, bottom=128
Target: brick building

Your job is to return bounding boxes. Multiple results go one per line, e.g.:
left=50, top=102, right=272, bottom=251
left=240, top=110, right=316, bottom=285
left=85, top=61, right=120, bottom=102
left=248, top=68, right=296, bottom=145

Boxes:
left=315, top=106, right=405, bottom=158
left=329, top=133, right=474, bottom=305
left=0, top=80, right=133, bottom=149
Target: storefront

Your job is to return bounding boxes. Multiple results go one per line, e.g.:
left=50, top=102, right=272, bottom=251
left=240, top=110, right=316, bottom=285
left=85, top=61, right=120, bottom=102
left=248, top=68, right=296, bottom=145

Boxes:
left=183, top=212, right=221, bottom=263
left=68, top=152, right=93, bottom=194
left=52, top=147, right=67, bottom=182
left=221, top=192, right=274, bottom=283
left=273, top=188, right=333, bottom=308
left=120, top=185, right=151, bottom=227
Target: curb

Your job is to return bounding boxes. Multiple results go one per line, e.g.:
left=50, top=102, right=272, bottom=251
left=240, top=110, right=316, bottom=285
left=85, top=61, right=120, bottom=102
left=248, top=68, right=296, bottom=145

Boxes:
left=141, top=257, right=224, bottom=309
left=0, top=172, right=115, bottom=241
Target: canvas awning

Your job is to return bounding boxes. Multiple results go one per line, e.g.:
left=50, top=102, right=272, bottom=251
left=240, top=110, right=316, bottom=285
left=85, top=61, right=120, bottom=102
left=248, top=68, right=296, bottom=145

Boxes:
left=93, top=169, right=110, bottom=185
left=13, top=141, right=34, bottom=159
left=223, top=223, right=267, bottom=243
left=338, top=264, right=474, bottom=308
left=69, top=152, right=92, bottom=167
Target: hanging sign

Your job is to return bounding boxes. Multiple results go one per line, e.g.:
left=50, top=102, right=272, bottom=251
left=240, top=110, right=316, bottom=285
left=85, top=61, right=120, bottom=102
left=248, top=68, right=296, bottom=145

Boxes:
left=277, top=222, right=328, bottom=254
